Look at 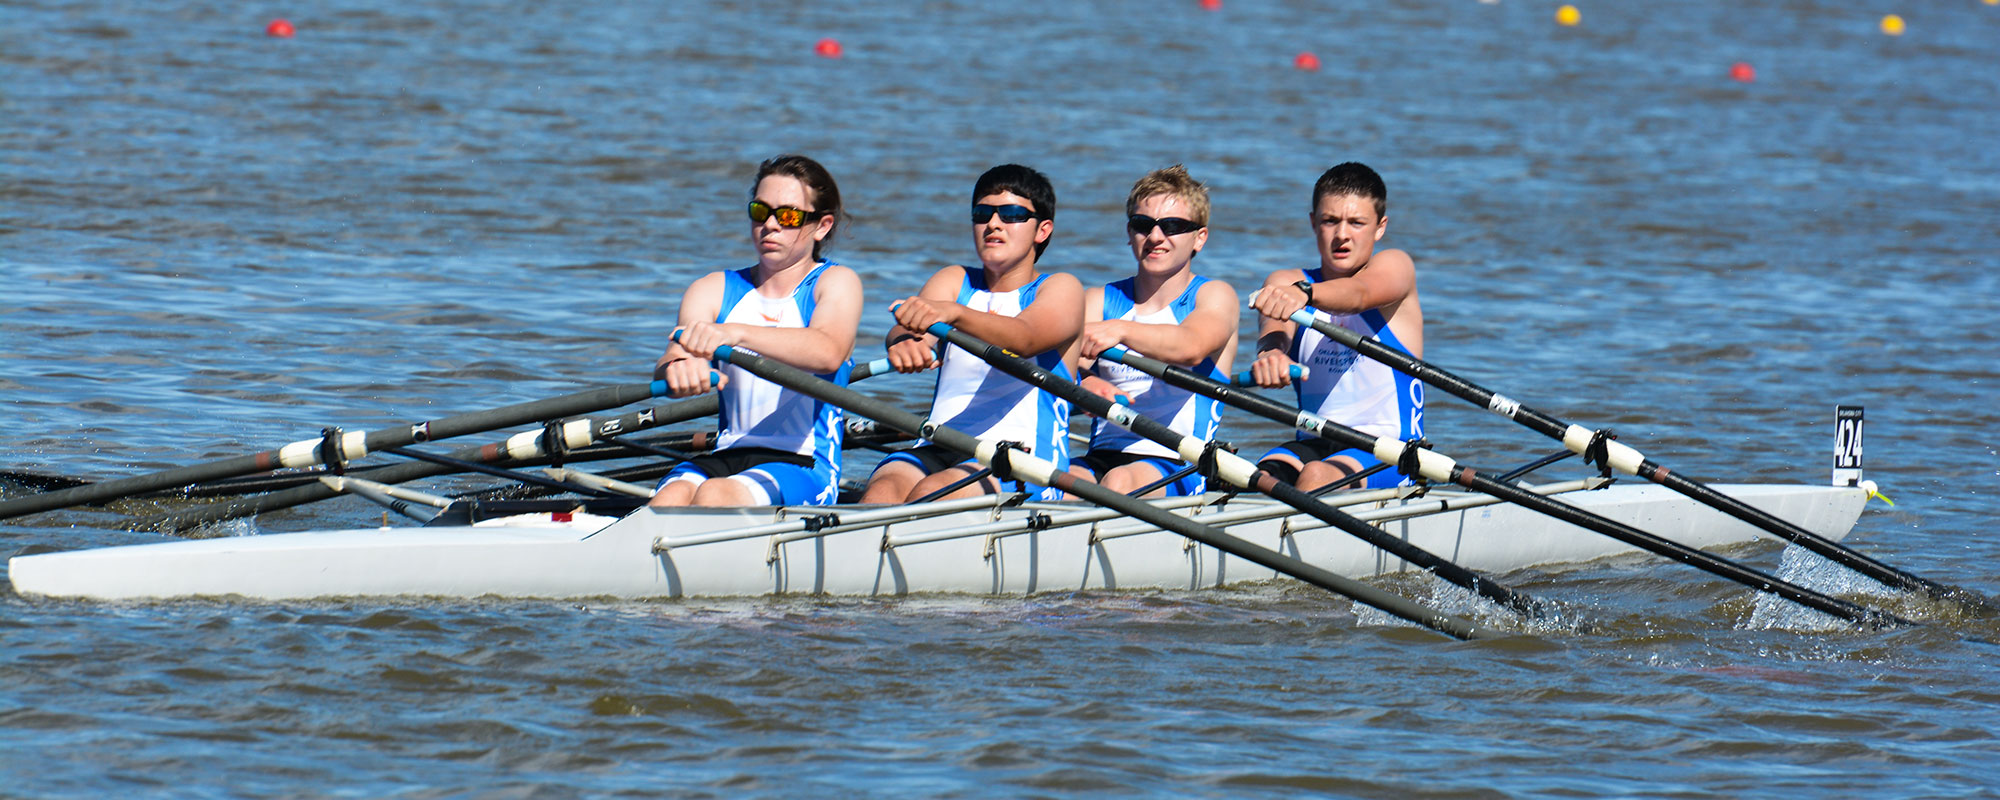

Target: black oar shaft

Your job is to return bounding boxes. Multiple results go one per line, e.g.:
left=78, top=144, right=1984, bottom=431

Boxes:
left=709, top=341, right=1497, bottom=641
left=0, top=382, right=674, bottom=521
left=1286, top=310, right=1978, bottom=609
left=935, top=327, right=1542, bottom=618
left=1104, top=346, right=1907, bottom=629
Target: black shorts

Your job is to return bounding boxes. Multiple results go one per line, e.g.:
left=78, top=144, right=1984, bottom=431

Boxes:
left=872, top=443, right=967, bottom=475
left=670, top=446, right=813, bottom=479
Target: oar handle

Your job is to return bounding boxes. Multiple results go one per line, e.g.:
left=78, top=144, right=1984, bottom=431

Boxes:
left=1100, top=344, right=1304, bottom=388
left=1231, top=364, right=1307, bottom=387
left=666, top=329, right=725, bottom=385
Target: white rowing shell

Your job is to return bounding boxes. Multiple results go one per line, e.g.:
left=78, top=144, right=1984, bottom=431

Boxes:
left=7, top=483, right=1865, bottom=602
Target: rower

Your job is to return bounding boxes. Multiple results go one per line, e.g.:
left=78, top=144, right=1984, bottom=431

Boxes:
left=1068, top=165, right=1239, bottom=498
left=860, top=164, right=1085, bottom=503
left=1245, top=162, right=1426, bottom=492
left=650, top=155, right=863, bottom=508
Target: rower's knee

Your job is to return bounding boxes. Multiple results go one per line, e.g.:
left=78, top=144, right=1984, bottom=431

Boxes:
left=649, top=481, right=696, bottom=508
left=861, top=462, right=922, bottom=504
left=690, top=478, right=756, bottom=507
left=1297, top=457, right=1362, bottom=492
left=1099, top=464, right=1164, bottom=498
left=903, top=465, right=990, bottom=503
left=1256, top=457, right=1303, bottom=486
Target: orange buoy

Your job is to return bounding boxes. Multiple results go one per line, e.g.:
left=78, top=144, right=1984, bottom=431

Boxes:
left=265, top=18, right=295, bottom=38
left=1293, top=52, right=1320, bottom=71
left=1729, top=62, right=1755, bottom=83
left=814, top=37, right=843, bottom=59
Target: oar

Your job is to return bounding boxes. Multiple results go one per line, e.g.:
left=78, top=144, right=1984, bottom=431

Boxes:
left=131, top=393, right=721, bottom=533
left=101, top=359, right=896, bottom=532
left=1101, top=344, right=1913, bottom=629
left=0, top=382, right=676, bottom=522
left=691, top=336, right=1500, bottom=640
left=1275, top=305, right=1991, bottom=613
left=931, top=323, right=1549, bottom=620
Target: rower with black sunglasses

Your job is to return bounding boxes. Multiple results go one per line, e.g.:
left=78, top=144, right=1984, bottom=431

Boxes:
left=1244, top=162, right=1426, bottom=493
left=1066, top=165, right=1239, bottom=498
left=649, top=154, right=863, bottom=508
left=860, top=164, right=1086, bottom=504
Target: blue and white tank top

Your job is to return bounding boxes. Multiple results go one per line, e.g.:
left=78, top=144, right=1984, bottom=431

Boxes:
left=929, top=267, right=1074, bottom=469
left=713, top=261, right=850, bottom=475
left=1087, top=277, right=1225, bottom=459
left=1289, top=267, right=1424, bottom=443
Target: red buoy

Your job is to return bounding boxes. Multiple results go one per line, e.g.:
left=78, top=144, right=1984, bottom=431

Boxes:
left=1730, top=62, right=1756, bottom=83
left=814, top=38, right=843, bottom=59
left=265, top=18, right=295, bottom=38
left=1293, top=52, right=1320, bottom=71
left=1200, top=0, right=1222, bottom=10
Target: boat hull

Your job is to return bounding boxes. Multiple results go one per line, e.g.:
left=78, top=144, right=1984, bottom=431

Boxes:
left=7, top=484, right=1866, bottom=601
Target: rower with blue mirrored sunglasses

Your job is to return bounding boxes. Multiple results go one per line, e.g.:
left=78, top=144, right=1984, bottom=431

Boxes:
left=748, top=200, right=828, bottom=228
left=1127, top=214, right=1203, bottom=236
left=970, top=203, right=1041, bottom=224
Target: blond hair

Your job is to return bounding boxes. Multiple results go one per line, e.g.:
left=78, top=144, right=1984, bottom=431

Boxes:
left=1125, top=165, right=1210, bottom=227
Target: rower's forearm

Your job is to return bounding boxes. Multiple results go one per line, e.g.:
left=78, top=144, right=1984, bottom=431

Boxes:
left=729, top=325, right=854, bottom=373
left=949, top=313, right=1075, bottom=357
left=1307, top=280, right=1375, bottom=315
left=1108, top=322, right=1225, bottom=366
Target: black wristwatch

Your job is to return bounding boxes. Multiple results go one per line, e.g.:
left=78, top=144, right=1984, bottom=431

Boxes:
left=1292, top=279, right=1315, bottom=303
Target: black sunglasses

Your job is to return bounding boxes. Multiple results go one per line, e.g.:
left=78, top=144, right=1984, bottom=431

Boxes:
left=971, top=203, right=1039, bottom=224
left=1127, top=214, right=1203, bottom=237
left=749, top=200, right=827, bottom=228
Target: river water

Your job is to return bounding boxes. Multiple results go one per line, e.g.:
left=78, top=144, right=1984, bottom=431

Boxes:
left=5, top=0, right=1999, bottom=796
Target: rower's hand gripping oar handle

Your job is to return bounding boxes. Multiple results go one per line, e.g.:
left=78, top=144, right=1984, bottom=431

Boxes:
left=668, top=329, right=727, bottom=388
left=1103, top=344, right=1308, bottom=394
left=1231, top=364, right=1308, bottom=387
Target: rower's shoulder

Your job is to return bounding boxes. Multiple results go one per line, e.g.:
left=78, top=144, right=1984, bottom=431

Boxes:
left=1037, top=270, right=1084, bottom=292
left=1370, top=248, right=1416, bottom=272
left=684, top=269, right=731, bottom=294
left=810, top=263, right=864, bottom=300
left=1192, top=275, right=1241, bottom=305
left=919, top=264, right=974, bottom=295
left=1260, top=267, right=1308, bottom=287
left=814, top=262, right=862, bottom=284
left=1029, top=271, right=1085, bottom=309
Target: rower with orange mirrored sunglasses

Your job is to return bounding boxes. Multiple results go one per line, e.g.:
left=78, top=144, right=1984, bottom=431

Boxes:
left=748, top=200, right=828, bottom=228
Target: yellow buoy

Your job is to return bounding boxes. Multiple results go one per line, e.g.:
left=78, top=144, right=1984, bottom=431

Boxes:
left=1880, top=13, right=1905, bottom=35
left=1556, top=4, right=1581, bottom=26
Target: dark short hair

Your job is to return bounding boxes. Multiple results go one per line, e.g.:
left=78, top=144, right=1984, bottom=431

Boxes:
left=972, top=164, right=1057, bottom=259
left=754, top=154, right=842, bottom=260
left=1311, top=162, right=1387, bottom=220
